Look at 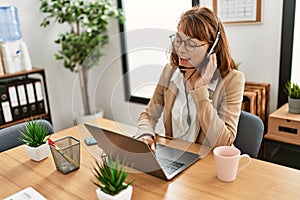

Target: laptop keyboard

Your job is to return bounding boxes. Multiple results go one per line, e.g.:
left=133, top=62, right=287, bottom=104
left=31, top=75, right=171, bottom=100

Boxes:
left=156, top=157, right=185, bottom=175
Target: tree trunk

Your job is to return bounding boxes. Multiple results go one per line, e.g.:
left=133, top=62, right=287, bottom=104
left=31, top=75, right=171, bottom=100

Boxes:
left=79, top=66, right=91, bottom=115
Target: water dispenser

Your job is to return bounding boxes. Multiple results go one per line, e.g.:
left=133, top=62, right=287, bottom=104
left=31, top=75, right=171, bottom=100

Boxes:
left=0, top=6, right=32, bottom=73
left=0, top=6, right=22, bottom=42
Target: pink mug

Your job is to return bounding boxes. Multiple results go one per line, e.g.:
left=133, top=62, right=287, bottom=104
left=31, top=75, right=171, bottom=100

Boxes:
left=213, top=146, right=251, bottom=182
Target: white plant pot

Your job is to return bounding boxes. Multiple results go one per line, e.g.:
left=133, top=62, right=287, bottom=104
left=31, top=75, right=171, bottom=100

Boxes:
left=25, top=143, right=49, bottom=161
left=96, top=185, right=133, bottom=200
left=74, top=110, right=104, bottom=125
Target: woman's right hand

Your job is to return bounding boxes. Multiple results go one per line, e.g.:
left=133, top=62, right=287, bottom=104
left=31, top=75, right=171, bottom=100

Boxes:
left=138, top=135, right=156, bottom=153
left=194, top=53, right=218, bottom=88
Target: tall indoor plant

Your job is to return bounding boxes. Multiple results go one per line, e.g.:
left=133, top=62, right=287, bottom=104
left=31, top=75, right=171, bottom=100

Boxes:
left=39, top=0, right=124, bottom=117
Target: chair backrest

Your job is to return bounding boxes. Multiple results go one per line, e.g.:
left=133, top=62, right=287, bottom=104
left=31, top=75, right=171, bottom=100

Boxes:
left=234, top=111, right=264, bottom=158
left=0, top=119, right=54, bottom=152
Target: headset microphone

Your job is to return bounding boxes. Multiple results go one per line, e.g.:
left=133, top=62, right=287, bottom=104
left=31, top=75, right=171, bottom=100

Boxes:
left=178, top=65, right=194, bottom=74
left=178, top=65, right=194, bottom=70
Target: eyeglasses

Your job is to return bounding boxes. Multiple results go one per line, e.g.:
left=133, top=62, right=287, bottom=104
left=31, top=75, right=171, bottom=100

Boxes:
left=169, top=34, right=209, bottom=52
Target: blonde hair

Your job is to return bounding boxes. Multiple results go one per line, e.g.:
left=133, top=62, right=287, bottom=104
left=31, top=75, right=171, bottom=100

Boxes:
left=170, top=6, right=236, bottom=77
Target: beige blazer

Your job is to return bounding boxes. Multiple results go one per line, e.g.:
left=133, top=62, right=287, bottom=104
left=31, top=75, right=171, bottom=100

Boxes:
left=136, top=64, right=245, bottom=149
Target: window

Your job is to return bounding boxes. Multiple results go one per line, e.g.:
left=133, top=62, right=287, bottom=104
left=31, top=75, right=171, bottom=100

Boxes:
left=118, top=0, right=196, bottom=104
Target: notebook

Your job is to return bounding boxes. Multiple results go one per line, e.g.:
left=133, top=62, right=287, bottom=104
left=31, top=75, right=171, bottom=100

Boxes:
left=84, top=123, right=201, bottom=180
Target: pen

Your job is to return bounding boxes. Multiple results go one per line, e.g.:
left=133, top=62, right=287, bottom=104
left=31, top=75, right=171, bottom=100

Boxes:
left=48, top=138, right=79, bottom=168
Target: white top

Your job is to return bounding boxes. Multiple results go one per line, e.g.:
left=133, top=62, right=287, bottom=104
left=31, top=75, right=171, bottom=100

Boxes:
left=171, top=71, right=197, bottom=142
left=155, top=69, right=218, bottom=142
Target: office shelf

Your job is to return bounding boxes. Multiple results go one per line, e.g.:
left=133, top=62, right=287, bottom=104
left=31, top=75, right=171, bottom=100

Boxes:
left=0, top=68, right=52, bottom=129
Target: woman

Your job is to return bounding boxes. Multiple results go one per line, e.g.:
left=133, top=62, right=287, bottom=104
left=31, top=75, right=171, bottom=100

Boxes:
left=135, top=6, right=245, bottom=154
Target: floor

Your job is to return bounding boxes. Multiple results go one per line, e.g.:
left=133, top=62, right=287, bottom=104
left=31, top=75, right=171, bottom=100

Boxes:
left=263, top=139, right=300, bottom=170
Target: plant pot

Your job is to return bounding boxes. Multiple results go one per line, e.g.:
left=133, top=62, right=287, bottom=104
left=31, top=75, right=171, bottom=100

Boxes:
left=25, top=143, right=49, bottom=161
left=96, top=185, right=133, bottom=200
left=288, top=97, right=300, bottom=114
left=74, top=109, right=104, bottom=125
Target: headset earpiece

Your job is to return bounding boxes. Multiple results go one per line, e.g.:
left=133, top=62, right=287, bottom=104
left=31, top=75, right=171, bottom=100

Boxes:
left=195, top=19, right=221, bottom=73
left=207, top=19, right=221, bottom=57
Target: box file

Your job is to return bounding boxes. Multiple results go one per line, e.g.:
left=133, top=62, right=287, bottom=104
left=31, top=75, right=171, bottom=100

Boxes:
left=1, top=101, right=12, bottom=123
left=28, top=78, right=46, bottom=115
left=17, top=78, right=46, bottom=116
left=0, top=84, right=13, bottom=123
left=24, top=79, right=38, bottom=117
left=0, top=68, right=51, bottom=128
left=7, top=83, right=22, bottom=121
left=35, top=80, right=46, bottom=114
left=16, top=79, right=30, bottom=119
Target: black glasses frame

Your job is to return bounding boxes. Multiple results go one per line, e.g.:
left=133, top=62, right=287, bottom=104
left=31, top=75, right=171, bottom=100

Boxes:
left=169, top=34, right=209, bottom=52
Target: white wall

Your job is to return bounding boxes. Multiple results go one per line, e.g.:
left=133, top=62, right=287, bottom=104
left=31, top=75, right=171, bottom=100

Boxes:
left=226, top=0, right=283, bottom=115
left=0, top=0, right=283, bottom=132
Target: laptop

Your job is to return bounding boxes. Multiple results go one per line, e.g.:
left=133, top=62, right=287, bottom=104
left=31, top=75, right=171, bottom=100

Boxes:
left=84, top=123, right=201, bottom=181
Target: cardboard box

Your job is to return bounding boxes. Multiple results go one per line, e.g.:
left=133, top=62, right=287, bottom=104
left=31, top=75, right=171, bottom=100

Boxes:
left=266, top=103, right=300, bottom=145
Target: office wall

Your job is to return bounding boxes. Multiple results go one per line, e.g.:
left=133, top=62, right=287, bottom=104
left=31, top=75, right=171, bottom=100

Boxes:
left=0, top=0, right=283, bottom=131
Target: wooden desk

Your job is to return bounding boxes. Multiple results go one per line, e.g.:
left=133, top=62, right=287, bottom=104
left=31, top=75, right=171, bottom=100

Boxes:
left=1, top=118, right=300, bottom=200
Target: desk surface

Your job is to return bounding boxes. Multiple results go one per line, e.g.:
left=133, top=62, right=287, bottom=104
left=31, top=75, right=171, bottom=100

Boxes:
left=1, top=118, right=300, bottom=200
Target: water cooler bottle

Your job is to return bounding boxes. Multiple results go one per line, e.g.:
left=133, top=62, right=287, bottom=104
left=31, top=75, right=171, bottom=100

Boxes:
left=0, top=6, right=32, bottom=74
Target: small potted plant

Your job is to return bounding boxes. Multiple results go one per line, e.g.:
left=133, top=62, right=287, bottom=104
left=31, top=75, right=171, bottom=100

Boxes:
left=284, top=81, right=300, bottom=113
left=93, top=156, right=135, bottom=200
left=19, top=119, right=51, bottom=161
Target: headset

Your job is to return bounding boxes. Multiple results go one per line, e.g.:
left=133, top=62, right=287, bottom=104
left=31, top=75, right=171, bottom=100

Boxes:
left=176, top=18, right=221, bottom=139
left=196, top=18, right=221, bottom=72
left=179, top=18, right=221, bottom=73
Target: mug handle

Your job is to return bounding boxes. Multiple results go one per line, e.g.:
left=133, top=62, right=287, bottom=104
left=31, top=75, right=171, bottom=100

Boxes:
left=238, top=154, right=251, bottom=172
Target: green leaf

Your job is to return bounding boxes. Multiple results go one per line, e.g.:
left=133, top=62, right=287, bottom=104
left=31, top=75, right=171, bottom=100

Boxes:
left=18, top=118, right=50, bottom=147
left=39, top=0, right=125, bottom=73
left=92, top=156, right=135, bottom=195
left=285, top=81, right=300, bottom=99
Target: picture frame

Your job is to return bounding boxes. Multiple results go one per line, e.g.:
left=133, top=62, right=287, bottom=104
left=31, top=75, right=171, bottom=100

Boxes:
left=213, top=0, right=262, bottom=24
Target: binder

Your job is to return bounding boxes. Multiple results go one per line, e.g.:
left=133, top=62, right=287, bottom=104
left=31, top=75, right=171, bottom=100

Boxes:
left=0, top=84, right=13, bottom=123
left=35, top=80, right=46, bottom=114
left=30, top=78, right=46, bottom=115
left=16, top=79, right=30, bottom=119
left=24, top=79, right=38, bottom=117
left=7, top=82, right=22, bottom=121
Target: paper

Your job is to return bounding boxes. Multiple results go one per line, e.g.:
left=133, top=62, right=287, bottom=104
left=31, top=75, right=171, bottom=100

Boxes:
left=4, top=187, right=47, bottom=200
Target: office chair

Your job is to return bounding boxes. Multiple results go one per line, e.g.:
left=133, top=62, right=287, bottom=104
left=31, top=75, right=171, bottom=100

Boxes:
left=234, top=111, right=264, bottom=158
left=0, top=119, right=54, bottom=152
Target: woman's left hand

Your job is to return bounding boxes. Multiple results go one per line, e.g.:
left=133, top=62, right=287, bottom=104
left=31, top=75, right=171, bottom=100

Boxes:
left=194, top=53, right=217, bottom=88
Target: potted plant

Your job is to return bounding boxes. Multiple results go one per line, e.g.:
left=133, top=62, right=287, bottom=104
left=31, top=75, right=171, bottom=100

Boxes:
left=93, top=156, right=135, bottom=200
left=39, top=0, right=124, bottom=123
left=19, top=119, right=51, bottom=161
left=284, top=81, right=300, bottom=113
